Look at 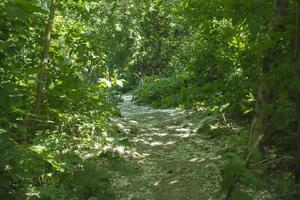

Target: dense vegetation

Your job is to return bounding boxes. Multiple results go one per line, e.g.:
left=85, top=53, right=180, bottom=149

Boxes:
left=1, top=0, right=300, bottom=199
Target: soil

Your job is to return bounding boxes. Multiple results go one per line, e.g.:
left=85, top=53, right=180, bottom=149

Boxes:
left=109, top=94, right=223, bottom=200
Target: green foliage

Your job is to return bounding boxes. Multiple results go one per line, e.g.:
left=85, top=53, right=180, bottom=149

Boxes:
left=134, top=76, right=185, bottom=107
left=73, top=161, right=113, bottom=200
left=221, top=150, right=265, bottom=200
left=129, top=124, right=139, bottom=135
left=0, top=1, right=123, bottom=199
left=134, top=74, right=255, bottom=120
left=2, top=0, right=300, bottom=198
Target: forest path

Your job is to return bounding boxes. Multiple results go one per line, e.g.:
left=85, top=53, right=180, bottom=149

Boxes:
left=110, top=94, right=222, bottom=200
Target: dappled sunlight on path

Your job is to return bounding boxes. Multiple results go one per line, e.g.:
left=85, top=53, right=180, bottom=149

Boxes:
left=110, top=94, right=222, bottom=200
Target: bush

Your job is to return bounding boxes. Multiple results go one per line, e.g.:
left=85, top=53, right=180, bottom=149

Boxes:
left=134, top=75, right=255, bottom=121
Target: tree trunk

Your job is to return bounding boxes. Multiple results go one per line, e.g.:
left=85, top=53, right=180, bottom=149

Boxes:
left=296, top=93, right=300, bottom=182
left=251, top=0, right=288, bottom=149
left=294, top=0, right=300, bottom=183
left=252, top=80, right=271, bottom=149
left=32, top=0, right=56, bottom=115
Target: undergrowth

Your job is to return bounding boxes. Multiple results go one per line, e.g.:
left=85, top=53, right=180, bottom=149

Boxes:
left=133, top=76, right=255, bottom=120
left=0, top=85, right=124, bottom=199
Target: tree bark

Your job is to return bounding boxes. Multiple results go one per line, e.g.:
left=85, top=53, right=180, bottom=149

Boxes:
left=251, top=0, right=288, bottom=149
left=32, top=0, right=56, bottom=115
left=294, top=0, right=300, bottom=183
left=296, top=92, right=300, bottom=182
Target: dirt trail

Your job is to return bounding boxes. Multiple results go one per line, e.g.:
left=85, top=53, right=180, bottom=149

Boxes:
left=110, top=94, right=222, bottom=200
